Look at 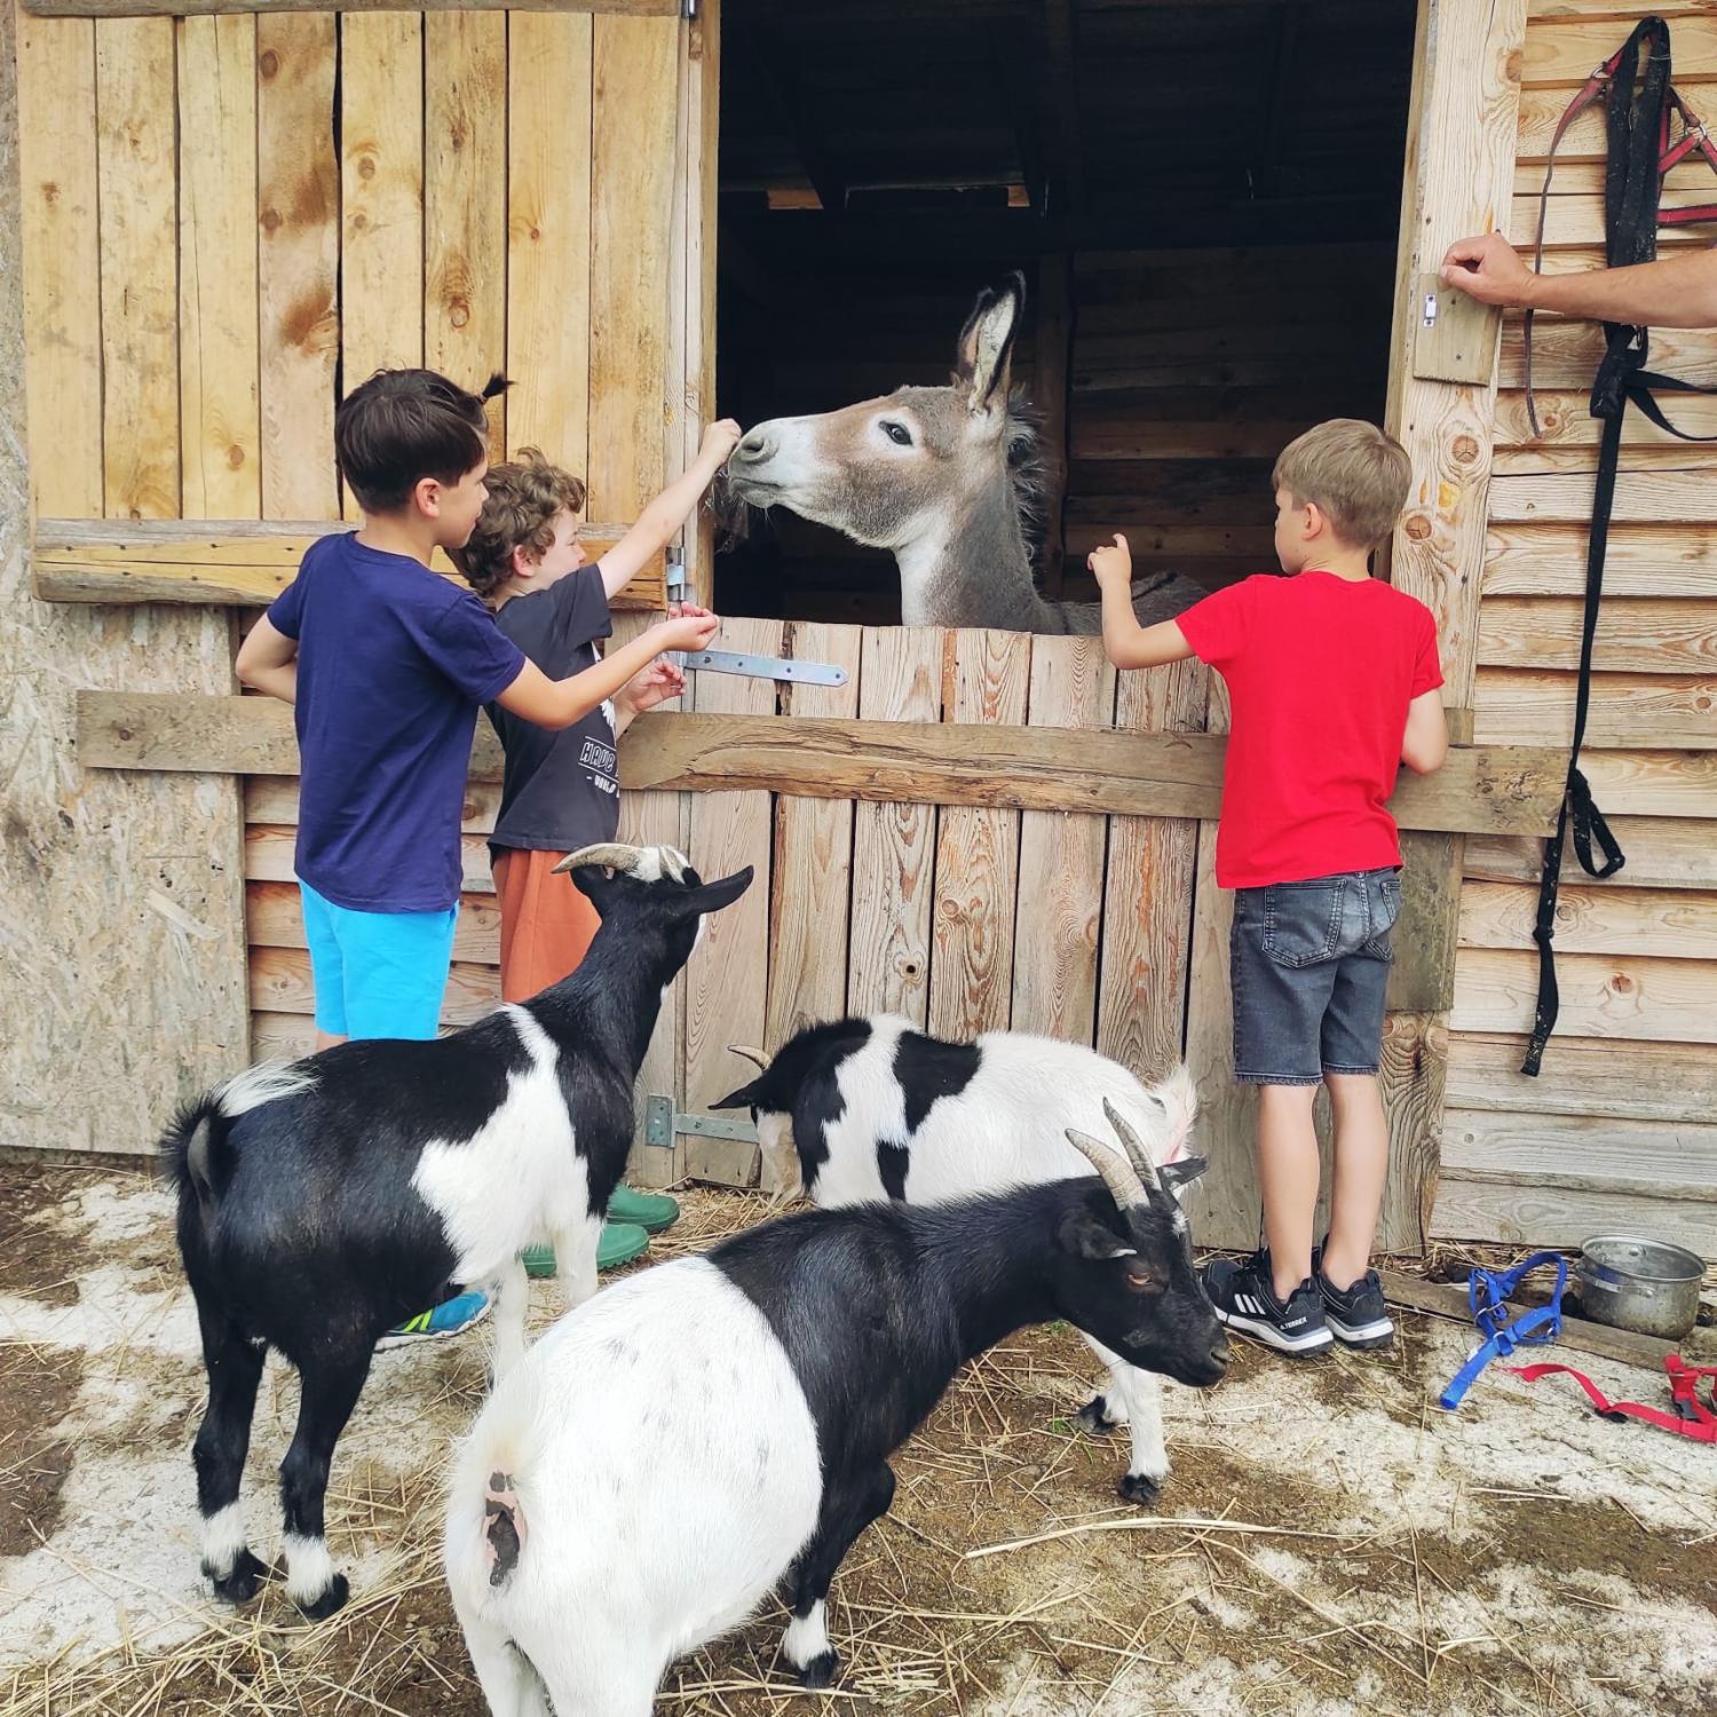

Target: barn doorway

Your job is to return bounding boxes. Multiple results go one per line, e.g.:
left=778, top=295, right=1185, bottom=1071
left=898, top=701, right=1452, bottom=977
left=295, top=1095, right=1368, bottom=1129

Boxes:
left=713, top=0, right=1417, bottom=623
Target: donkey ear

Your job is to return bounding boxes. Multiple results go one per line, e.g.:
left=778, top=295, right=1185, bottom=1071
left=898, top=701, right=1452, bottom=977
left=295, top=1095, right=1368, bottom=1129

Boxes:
left=955, top=274, right=1024, bottom=414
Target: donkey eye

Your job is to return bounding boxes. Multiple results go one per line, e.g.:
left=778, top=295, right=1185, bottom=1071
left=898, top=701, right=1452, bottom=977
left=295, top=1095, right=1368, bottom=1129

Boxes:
left=881, top=421, right=912, bottom=447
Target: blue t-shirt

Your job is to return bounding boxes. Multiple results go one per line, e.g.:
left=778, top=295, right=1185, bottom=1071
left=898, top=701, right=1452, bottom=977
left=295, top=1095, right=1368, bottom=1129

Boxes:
left=267, top=533, right=525, bottom=913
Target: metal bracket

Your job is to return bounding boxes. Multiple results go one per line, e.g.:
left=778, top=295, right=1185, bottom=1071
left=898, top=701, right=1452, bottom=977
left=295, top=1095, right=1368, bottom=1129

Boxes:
left=644, top=1093, right=759, bottom=1151
left=662, top=557, right=849, bottom=687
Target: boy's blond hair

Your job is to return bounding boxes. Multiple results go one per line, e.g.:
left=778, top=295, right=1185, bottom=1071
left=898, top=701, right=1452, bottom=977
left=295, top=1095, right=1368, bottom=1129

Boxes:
left=1272, top=420, right=1411, bottom=550
left=453, top=448, right=587, bottom=598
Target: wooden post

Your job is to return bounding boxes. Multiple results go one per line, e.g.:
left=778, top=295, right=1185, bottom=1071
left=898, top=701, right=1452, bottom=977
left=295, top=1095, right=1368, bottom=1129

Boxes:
left=1380, top=0, right=1529, bottom=1251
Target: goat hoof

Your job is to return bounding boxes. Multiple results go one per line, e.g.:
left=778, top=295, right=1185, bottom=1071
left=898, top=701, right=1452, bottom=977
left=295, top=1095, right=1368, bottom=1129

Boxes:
left=206, top=1548, right=270, bottom=1605
left=295, top=1573, right=350, bottom=1622
left=796, top=1650, right=841, bottom=1690
left=1118, top=1471, right=1163, bottom=1507
left=1075, top=1394, right=1117, bottom=1434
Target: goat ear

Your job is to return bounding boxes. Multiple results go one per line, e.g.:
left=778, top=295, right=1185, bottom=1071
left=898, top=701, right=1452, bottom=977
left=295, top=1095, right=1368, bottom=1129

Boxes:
left=711, top=1078, right=763, bottom=1112
left=1157, top=1154, right=1209, bottom=1194
left=955, top=274, right=1023, bottom=415
left=678, top=865, right=754, bottom=916
left=1058, top=1207, right=1138, bottom=1263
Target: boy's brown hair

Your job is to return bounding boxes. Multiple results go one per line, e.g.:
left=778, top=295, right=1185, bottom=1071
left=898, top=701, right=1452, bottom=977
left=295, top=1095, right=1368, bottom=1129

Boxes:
left=336, top=368, right=502, bottom=514
left=453, top=448, right=588, bottom=598
left=1272, top=420, right=1411, bottom=550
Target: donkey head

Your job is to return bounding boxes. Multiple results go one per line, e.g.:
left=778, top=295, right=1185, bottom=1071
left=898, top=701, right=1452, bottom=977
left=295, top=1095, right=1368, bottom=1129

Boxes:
left=721, top=276, right=1044, bottom=624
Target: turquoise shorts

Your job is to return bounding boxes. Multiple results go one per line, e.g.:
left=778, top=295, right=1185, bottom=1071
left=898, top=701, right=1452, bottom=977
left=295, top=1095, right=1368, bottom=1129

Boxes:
left=298, top=881, right=459, bottom=1040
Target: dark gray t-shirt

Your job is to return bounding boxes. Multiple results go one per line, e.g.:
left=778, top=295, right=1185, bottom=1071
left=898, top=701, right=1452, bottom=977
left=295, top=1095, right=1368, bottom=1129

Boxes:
left=485, top=566, right=618, bottom=853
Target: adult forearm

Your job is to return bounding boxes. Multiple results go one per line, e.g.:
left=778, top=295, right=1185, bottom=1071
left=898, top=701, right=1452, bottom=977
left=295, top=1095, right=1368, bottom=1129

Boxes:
left=1528, top=251, right=1717, bottom=329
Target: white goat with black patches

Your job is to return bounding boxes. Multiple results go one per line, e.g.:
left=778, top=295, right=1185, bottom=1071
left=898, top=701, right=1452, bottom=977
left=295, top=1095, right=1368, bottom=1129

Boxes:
left=444, top=1112, right=1228, bottom=1713
left=162, top=843, right=751, bottom=1620
left=713, top=1014, right=1204, bottom=1503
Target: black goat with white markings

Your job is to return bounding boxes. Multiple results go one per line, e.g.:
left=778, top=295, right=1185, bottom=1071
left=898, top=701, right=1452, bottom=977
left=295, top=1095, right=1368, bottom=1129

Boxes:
left=162, top=843, right=751, bottom=1620
left=445, top=1110, right=1228, bottom=1711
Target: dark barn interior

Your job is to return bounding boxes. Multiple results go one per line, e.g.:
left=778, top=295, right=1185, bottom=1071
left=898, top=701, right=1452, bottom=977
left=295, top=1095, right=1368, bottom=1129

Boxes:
left=714, top=0, right=1417, bottom=622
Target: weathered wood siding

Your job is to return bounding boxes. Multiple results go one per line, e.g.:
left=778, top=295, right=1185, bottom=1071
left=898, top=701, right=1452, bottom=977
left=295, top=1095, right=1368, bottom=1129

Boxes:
left=1438, top=0, right=1717, bottom=1253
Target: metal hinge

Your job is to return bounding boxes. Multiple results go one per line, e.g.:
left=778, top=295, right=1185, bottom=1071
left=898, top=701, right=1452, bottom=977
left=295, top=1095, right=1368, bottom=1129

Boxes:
left=663, top=558, right=850, bottom=687
left=644, top=1093, right=758, bottom=1151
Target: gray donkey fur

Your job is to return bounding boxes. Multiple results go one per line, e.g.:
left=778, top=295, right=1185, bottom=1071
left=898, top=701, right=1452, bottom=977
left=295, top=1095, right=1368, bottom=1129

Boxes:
left=720, top=275, right=1205, bottom=635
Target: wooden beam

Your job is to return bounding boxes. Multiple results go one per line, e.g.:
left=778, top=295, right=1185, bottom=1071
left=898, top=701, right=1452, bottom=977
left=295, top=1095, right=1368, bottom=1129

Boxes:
left=32, top=519, right=666, bottom=609
left=753, top=32, right=845, bottom=216
left=1043, top=0, right=1083, bottom=217
left=75, top=693, right=1568, bottom=838
left=27, top=0, right=679, bottom=13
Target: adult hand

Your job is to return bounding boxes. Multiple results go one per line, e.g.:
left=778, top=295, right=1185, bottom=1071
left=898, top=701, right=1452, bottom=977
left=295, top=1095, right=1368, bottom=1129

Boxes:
left=1440, top=233, right=1535, bottom=308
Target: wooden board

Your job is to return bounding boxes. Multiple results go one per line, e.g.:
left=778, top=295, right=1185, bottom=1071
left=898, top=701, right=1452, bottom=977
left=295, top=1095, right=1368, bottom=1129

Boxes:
left=251, top=944, right=501, bottom=1027
left=1582, top=748, right=1717, bottom=817
left=682, top=617, right=780, bottom=1185
left=1447, top=1030, right=1717, bottom=1123
left=1451, top=946, right=1717, bottom=1042
left=15, top=7, right=101, bottom=519
left=1010, top=636, right=1115, bottom=1042
left=31, top=0, right=680, bottom=13
left=33, top=519, right=660, bottom=607
left=1442, top=1106, right=1717, bottom=1192
left=1494, top=389, right=1717, bottom=453
left=1485, top=523, right=1717, bottom=599
left=1473, top=667, right=1717, bottom=750
left=96, top=15, right=177, bottom=521
left=1459, top=879, right=1717, bottom=960
left=848, top=627, right=943, bottom=1025
left=177, top=13, right=260, bottom=519
left=425, top=10, right=505, bottom=447
left=506, top=9, right=592, bottom=468
left=1467, top=818, right=1717, bottom=891
left=1096, top=659, right=1206, bottom=1079
left=248, top=877, right=500, bottom=965
left=1488, top=469, right=1717, bottom=525
left=1477, top=598, right=1717, bottom=674
left=586, top=13, right=678, bottom=519
left=1378, top=1012, right=1444, bottom=1252
left=765, top=623, right=863, bottom=1048
left=257, top=12, right=339, bottom=519
left=340, top=5, right=424, bottom=501
left=1431, top=1174, right=1715, bottom=1255
left=929, top=630, right=1031, bottom=1040
left=253, top=1009, right=316, bottom=1062
left=246, top=822, right=496, bottom=895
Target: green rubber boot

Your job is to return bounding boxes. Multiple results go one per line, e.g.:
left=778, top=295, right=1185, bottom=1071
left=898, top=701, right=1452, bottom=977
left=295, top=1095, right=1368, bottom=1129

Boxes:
left=521, top=1222, right=650, bottom=1281
left=605, top=1183, right=681, bottom=1234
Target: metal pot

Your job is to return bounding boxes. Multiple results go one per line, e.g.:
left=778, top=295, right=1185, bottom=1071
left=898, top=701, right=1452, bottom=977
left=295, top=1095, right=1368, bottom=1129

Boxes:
left=1575, top=1236, right=1705, bottom=1341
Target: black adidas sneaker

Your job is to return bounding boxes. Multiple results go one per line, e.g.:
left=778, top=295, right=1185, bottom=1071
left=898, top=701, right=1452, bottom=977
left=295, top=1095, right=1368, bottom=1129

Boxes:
left=1313, top=1248, right=1395, bottom=1350
left=1202, top=1249, right=1333, bottom=1357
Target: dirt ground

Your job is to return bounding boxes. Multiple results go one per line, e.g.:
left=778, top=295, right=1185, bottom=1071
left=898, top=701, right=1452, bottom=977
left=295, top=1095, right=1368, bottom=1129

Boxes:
left=1, top=1163, right=1713, bottom=1717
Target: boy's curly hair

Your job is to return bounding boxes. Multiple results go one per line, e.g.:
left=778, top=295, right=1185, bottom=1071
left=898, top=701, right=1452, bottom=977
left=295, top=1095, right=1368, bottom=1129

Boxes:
left=1272, top=420, right=1411, bottom=550
left=453, top=448, right=588, bottom=598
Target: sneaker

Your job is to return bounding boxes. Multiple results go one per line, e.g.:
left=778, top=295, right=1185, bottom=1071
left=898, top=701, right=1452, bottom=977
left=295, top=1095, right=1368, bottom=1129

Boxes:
left=376, top=1287, right=491, bottom=1350
left=519, top=1221, right=651, bottom=1281
left=605, top=1184, right=681, bottom=1234
left=1313, top=1246, right=1395, bottom=1349
left=1203, top=1249, right=1333, bottom=1357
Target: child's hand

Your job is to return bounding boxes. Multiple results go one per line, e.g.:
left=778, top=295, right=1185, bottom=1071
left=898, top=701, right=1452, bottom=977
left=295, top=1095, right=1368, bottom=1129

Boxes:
left=1088, top=534, right=1132, bottom=591
left=651, top=603, right=720, bottom=654
left=617, top=658, right=687, bottom=716
left=699, top=420, right=744, bottom=467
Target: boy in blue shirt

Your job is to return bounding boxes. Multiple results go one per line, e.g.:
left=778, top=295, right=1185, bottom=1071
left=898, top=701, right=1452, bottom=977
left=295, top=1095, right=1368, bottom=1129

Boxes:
left=236, top=370, right=717, bottom=1342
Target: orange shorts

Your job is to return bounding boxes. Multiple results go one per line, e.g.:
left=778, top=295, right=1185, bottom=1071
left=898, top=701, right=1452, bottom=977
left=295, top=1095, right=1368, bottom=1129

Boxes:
left=491, top=847, right=602, bottom=1004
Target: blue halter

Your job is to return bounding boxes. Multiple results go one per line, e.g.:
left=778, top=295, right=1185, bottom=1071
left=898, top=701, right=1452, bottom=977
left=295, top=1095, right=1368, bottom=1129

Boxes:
left=1438, top=1251, right=1569, bottom=1411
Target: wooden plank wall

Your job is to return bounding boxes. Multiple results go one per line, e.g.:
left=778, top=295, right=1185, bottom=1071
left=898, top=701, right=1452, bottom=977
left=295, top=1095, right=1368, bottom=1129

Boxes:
left=1438, top=0, right=1717, bottom=1253
left=18, top=6, right=673, bottom=608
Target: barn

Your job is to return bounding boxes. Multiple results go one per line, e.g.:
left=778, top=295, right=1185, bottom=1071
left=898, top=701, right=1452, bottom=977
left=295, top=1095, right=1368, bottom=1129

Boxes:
left=5, top=0, right=1717, bottom=1707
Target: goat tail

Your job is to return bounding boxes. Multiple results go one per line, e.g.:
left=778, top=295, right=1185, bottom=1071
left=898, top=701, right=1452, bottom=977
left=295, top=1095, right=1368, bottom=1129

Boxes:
left=446, top=1371, right=550, bottom=1614
left=158, top=1096, right=223, bottom=1219
left=1145, top=1063, right=1198, bottom=1164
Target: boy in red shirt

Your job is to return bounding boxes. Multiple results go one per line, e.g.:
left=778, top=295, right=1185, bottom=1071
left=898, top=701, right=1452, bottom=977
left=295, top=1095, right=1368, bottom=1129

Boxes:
left=1091, top=420, right=1448, bottom=1357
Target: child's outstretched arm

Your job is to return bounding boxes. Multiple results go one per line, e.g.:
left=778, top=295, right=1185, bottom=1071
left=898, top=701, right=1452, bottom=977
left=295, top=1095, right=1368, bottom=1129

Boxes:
left=597, top=420, right=744, bottom=600
left=495, top=605, right=717, bottom=731
left=235, top=616, right=299, bottom=704
left=1089, top=535, right=1195, bottom=670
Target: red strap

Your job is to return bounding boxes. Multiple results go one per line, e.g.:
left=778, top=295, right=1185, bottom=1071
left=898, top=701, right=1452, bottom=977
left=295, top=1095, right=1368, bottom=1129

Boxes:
left=1510, top=1358, right=1717, bottom=1444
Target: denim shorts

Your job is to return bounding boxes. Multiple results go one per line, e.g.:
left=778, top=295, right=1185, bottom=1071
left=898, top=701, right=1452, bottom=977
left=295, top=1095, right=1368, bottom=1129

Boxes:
left=299, top=880, right=458, bottom=1040
left=1229, top=867, right=1400, bottom=1085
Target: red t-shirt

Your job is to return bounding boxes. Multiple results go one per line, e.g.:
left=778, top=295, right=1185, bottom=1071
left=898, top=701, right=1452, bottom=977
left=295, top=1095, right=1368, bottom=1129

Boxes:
left=1177, top=571, right=1443, bottom=890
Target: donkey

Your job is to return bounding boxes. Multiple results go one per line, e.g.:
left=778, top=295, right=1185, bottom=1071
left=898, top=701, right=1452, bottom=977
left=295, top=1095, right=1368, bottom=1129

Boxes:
left=720, top=275, right=1206, bottom=635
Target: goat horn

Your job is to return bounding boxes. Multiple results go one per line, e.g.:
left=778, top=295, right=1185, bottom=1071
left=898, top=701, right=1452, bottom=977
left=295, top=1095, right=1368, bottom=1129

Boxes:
left=552, top=843, right=641, bottom=875
left=1102, top=1098, right=1163, bottom=1192
left=1064, top=1127, right=1146, bottom=1211
left=726, top=1044, right=769, bottom=1071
